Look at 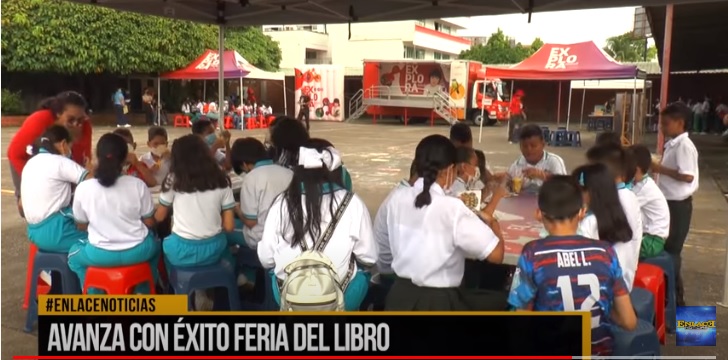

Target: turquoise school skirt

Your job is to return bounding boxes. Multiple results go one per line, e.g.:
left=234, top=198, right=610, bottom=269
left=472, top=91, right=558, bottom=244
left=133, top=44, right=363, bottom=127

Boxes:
left=225, top=218, right=246, bottom=247
left=163, top=232, right=234, bottom=273
left=270, top=269, right=370, bottom=311
left=27, top=207, right=87, bottom=253
left=67, top=231, right=160, bottom=294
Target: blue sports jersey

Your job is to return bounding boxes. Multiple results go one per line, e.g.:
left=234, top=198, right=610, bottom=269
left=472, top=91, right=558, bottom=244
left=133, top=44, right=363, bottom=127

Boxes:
left=508, top=235, right=629, bottom=356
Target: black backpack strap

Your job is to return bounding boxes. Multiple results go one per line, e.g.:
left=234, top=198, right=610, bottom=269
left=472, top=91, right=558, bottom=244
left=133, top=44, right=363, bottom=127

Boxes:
left=314, top=191, right=354, bottom=252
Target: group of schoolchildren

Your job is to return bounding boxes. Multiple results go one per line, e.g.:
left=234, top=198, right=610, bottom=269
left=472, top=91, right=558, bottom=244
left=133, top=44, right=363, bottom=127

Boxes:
left=21, top=91, right=698, bottom=354
left=181, top=98, right=273, bottom=130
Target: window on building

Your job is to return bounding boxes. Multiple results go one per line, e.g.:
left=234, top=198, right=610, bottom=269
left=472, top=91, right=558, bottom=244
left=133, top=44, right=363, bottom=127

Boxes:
left=434, top=52, right=451, bottom=60
left=434, top=22, right=442, bottom=31
left=416, top=20, right=426, bottom=26
left=404, top=46, right=415, bottom=59
left=441, top=25, right=451, bottom=34
left=415, top=49, right=425, bottom=59
left=305, top=50, right=318, bottom=60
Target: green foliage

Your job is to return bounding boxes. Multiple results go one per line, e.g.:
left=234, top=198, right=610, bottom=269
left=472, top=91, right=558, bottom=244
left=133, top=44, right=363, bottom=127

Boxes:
left=603, top=31, right=657, bottom=62
left=1, top=0, right=281, bottom=74
left=459, top=29, right=543, bottom=64
left=1, top=89, right=25, bottom=115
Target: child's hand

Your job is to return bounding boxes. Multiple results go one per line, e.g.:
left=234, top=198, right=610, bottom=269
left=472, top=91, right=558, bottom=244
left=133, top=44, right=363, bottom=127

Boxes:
left=492, top=182, right=508, bottom=199
left=650, top=160, right=662, bottom=174
left=126, top=152, right=139, bottom=165
left=523, top=168, right=545, bottom=179
left=221, top=130, right=231, bottom=143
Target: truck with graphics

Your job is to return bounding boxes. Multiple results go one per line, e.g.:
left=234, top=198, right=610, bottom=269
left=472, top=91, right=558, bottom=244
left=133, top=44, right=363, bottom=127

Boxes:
left=349, top=60, right=510, bottom=126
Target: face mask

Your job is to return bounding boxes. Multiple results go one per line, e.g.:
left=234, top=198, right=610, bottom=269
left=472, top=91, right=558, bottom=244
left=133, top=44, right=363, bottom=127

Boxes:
left=151, top=145, right=167, bottom=157
left=467, top=167, right=481, bottom=188
left=205, top=133, right=217, bottom=146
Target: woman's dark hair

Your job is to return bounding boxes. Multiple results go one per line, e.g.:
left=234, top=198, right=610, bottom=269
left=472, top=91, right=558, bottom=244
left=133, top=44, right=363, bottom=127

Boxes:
left=572, top=163, right=632, bottom=243
left=587, top=143, right=636, bottom=183
left=269, top=116, right=310, bottom=167
left=163, top=135, right=230, bottom=193
left=281, top=140, right=340, bottom=248
left=112, top=127, right=133, bottom=142
left=455, top=146, right=476, bottom=165
left=230, top=137, right=269, bottom=175
left=414, top=135, right=457, bottom=208
left=474, top=149, right=489, bottom=183
left=38, top=91, right=87, bottom=115
left=32, top=125, right=72, bottom=156
left=95, top=133, right=128, bottom=187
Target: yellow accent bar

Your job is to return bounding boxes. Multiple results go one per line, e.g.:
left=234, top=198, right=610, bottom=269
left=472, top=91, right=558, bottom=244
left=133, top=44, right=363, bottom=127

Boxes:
left=38, top=295, right=188, bottom=315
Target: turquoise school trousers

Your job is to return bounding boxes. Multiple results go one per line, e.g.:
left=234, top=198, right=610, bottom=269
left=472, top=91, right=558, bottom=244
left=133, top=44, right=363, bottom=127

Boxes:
left=162, top=232, right=234, bottom=274
left=27, top=207, right=87, bottom=253
left=68, top=232, right=160, bottom=294
left=271, top=269, right=371, bottom=311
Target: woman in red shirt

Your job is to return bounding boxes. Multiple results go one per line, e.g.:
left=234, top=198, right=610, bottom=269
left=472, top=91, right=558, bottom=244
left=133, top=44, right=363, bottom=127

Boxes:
left=7, top=91, right=92, bottom=215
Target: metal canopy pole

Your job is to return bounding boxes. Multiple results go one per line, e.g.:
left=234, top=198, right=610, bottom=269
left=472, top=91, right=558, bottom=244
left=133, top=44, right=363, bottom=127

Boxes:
left=579, top=85, right=586, bottom=129
left=218, top=25, right=225, bottom=128
left=566, top=85, right=573, bottom=130
left=478, top=73, right=486, bottom=144
left=156, top=76, right=161, bottom=126
left=631, top=76, right=637, bottom=144
left=657, top=5, right=673, bottom=154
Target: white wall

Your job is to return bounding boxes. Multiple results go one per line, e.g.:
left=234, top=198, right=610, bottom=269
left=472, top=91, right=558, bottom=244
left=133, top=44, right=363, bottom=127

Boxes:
left=265, top=30, right=330, bottom=69
left=326, top=21, right=415, bottom=69
left=412, top=29, right=470, bottom=56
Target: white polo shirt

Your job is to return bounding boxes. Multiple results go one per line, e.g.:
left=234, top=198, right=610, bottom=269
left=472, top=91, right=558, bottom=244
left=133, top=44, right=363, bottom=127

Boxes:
left=21, top=153, right=88, bottom=224
left=374, top=178, right=500, bottom=288
left=373, top=180, right=413, bottom=275
left=72, top=176, right=154, bottom=251
left=659, top=133, right=699, bottom=201
left=632, top=176, right=670, bottom=239
left=159, top=179, right=235, bottom=240
left=139, top=152, right=171, bottom=186
left=507, top=151, right=567, bottom=190
left=258, top=189, right=377, bottom=283
left=239, top=160, right=293, bottom=249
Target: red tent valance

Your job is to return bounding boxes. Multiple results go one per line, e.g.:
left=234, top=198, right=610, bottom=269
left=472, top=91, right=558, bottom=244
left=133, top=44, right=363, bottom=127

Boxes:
left=483, top=41, right=642, bottom=80
left=161, top=50, right=251, bottom=80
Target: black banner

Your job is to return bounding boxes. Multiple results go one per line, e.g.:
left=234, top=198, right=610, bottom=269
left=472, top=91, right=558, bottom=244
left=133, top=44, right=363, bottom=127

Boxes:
left=39, top=314, right=585, bottom=356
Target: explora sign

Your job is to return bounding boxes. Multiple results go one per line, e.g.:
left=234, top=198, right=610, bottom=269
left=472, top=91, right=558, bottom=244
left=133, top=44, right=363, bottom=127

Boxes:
left=545, top=47, right=577, bottom=69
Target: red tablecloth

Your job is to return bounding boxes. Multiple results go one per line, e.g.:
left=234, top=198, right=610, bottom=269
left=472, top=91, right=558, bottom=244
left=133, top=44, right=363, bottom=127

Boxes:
left=495, top=193, right=542, bottom=265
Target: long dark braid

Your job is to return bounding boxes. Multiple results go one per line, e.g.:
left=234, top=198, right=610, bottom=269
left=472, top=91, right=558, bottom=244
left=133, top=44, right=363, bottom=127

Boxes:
left=413, top=135, right=457, bottom=209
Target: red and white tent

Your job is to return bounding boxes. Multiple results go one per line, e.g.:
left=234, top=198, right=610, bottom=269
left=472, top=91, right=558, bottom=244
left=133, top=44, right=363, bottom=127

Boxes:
left=476, top=41, right=645, bottom=139
left=483, top=41, right=643, bottom=80
left=161, top=49, right=250, bottom=80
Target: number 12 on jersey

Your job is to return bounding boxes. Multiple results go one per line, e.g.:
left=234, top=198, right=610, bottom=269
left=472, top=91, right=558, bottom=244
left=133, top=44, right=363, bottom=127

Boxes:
left=556, top=274, right=601, bottom=328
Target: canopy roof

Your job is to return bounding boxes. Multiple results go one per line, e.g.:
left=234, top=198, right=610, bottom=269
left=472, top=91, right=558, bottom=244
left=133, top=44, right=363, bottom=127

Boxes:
left=65, top=0, right=707, bottom=27
left=161, top=50, right=250, bottom=80
left=570, top=79, right=652, bottom=90
left=483, top=41, right=644, bottom=81
left=161, top=50, right=283, bottom=80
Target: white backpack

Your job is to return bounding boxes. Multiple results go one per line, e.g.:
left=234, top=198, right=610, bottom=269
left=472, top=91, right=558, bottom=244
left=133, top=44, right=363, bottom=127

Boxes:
left=279, top=192, right=355, bottom=312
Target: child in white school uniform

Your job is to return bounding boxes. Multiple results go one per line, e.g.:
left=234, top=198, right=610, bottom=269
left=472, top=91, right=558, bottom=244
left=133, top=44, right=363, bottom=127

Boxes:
left=154, top=134, right=236, bottom=310
left=22, top=125, right=92, bottom=253
left=572, top=162, right=640, bottom=291
left=258, top=142, right=378, bottom=311
left=191, top=119, right=231, bottom=171
left=69, top=133, right=160, bottom=293
left=499, top=124, right=567, bottom=192
left=630, top=145, right=670, bottom=259
left=375, top=135, right=505, bottom=311
left=139, top=126, right=171, bottom=187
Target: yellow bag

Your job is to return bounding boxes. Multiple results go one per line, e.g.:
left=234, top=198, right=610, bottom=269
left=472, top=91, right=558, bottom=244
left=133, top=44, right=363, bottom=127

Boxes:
left=123, top=105, right=129, bottom=114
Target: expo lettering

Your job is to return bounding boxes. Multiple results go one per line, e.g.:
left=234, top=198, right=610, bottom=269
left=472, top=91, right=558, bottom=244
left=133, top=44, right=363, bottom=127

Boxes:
left=545, top=47, right=577, bottom=69
left=404, top=64, right=425, bottom=93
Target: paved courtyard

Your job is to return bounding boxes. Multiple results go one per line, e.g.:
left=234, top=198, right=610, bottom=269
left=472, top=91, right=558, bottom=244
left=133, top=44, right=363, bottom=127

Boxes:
left=1, top=118, right=726, bottom=357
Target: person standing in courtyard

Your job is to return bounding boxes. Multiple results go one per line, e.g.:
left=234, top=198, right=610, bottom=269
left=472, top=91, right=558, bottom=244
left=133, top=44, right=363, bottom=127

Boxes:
left=507, top=89, right=526, bottom=143
left=297, top=88, right=312, bottom=131
left=652, top=102, right=699, bottom=306
left=113, top=88, right=130, bottom=128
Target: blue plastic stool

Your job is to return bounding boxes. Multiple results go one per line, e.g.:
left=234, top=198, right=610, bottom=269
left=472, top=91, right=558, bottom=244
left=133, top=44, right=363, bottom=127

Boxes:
left=631, top=287, right=656, bottom=323
left=25, top=250, right=81, bottom=332
left=237, top=246, right=277, bottom=311
left=641, top=251, right=677, bottom=333
left=612, top=319, right=661, bottom=356
left=169, top=263, right=241, bottom=311
left=551, top=129, right=570, bottom=146
left=567, top=131, right=582, bottom=147
left=541, top=127, right=551, bottom=144
left=587, top=118, right=596, bottom=131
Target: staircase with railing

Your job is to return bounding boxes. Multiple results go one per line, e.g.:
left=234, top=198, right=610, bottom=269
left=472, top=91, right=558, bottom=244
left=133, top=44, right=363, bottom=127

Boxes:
left=432, top=89, right=458, bottom=125
left=348, top=88, right=368, bottom=120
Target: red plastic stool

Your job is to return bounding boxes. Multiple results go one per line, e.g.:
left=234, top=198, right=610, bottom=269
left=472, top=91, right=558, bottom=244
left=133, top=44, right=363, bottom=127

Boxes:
left=634, top=263, right=666, bottom=344
left=174, top=115, right=190, bottom=128
left=246, top=116, right=258, bottom=129
left=23, top=244, right=51, bottom=309
left=224, top=116, right=234, bottom=129
left=84, top=263, right=156, bottom=294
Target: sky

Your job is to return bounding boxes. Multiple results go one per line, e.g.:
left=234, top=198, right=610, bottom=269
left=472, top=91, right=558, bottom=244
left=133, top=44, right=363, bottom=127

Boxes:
left=452, top=7, right=642, bottom=48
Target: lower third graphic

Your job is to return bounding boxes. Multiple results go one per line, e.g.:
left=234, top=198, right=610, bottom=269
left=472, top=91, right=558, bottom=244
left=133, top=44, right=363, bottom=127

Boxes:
left=676, top=306, right=717, bottom=346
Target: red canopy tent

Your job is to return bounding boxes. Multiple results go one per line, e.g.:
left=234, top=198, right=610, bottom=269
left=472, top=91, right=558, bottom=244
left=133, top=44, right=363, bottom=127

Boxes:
left=161, top=49, right=250, bottom=80
left=475, top=41, right=645, bottom=141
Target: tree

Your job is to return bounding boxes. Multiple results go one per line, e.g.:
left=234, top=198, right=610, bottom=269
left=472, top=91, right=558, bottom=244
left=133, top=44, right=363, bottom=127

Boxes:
left=603, top=31, right=657, bottom=62
left=1, top=0, right=281, bottom=74
left=459, top=29, right=543, bottom=64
